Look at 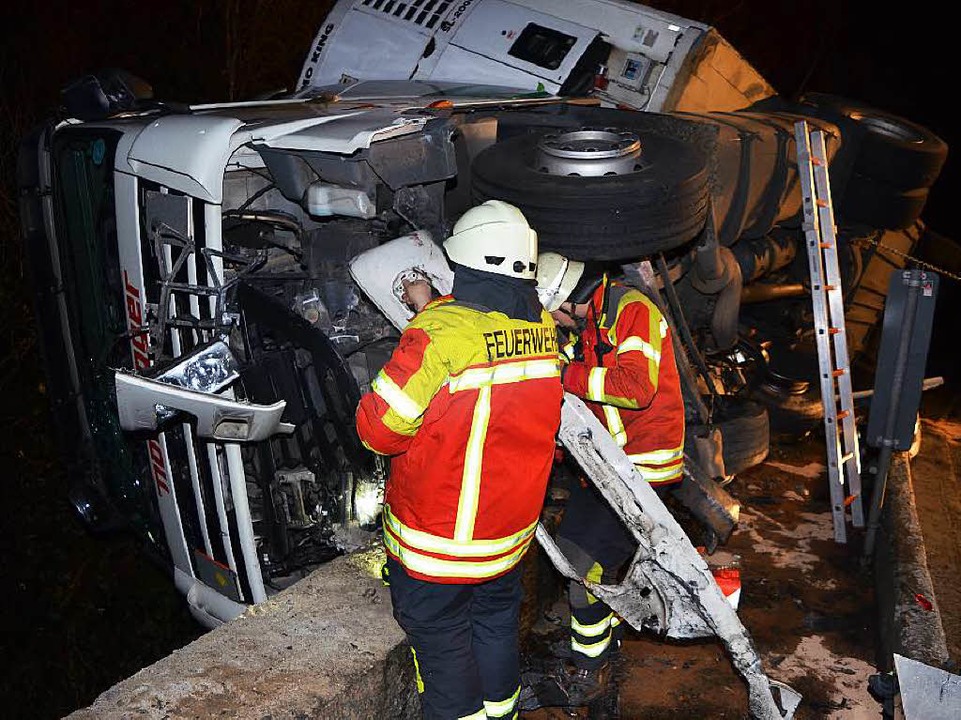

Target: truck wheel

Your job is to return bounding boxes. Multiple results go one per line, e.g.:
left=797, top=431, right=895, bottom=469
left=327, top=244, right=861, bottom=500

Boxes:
left=471, top=128, right=710, bottom=261
left=837, top=178, right=929, bottom=230
left=750, top=380, right=823, bottom=440
left=713, top=397, right=770, bottom=477
left=797, top=93, right=948, bottom=191
left=730, top=339, right=824, bottom=440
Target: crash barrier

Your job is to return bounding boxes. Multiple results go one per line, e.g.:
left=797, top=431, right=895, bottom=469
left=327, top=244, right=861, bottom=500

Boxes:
left=873, top=452, right=951, bottom=671
left=64, top=551, right=421, bottom=720
left=871, top=448, right=961, bottom=717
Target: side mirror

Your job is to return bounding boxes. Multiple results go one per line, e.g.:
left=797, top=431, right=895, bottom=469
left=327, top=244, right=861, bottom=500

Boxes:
left=60, top=68, right=154, bottom=121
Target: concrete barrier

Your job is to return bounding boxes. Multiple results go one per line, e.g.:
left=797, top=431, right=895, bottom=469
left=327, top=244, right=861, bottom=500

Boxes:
left=66, top=546, right=420, bottom=719
left=874, top=452, right=951, bottom=671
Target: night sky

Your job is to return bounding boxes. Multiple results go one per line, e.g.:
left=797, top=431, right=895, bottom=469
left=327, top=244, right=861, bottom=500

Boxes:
left=1, top=2, right=957, bottom=718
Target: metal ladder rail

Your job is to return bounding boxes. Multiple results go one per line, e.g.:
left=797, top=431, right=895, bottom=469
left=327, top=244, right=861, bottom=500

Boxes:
left=794, top=120, right=862, bottom=543
left=809, top=129, right=865, bottom=529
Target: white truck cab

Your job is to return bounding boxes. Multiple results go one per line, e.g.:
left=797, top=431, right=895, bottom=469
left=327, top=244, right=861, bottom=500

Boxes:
left=298, top=0, right=776, bottom=113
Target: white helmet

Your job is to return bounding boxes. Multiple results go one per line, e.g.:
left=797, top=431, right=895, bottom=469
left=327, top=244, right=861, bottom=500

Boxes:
left=443, top=200, right=538, bottom=280
left=535, top=252, right=586, bottom=311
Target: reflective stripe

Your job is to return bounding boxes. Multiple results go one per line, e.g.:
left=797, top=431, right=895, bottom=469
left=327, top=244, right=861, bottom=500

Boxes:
left=645, top=298, right=663, bottom=387
left=572, top=613, right=612, bottom=638
left=634, top=461, right=684, bottom=483
left=602, top=405, right=627, bottom=447
left=484, top=686, right=520, bottom=717
left=561, top=342, right=576, bottom=361
left=586, top=561, right=603, bottom=605
left=458, top=710, right=487, bottom=720
left=448, top=358, right=560, bottom=393
left=384, top=530, right=531, bottom=579
left=410, top=647, right=425, bottom=694
left=618, top=333, right=660, bottom=388
left=616, top=335, right=661, bottom=364
left=372, top=372, right=424, bottom=421
left=384, top=506, right=537, bottom=558
left=587, top=367, right=608, bottom=402
left=454, top=386, right=492, bottom=541
left=611, top=615, right=622, bottom=628
left=572, top=634, right=611, bottom=658
left=627, top=444, right=684, bottom=466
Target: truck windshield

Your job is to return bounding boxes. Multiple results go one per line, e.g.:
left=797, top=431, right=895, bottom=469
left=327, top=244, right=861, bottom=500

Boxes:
left=52, top=130, right=125, bottom=359
left=51, top=129, right=135, bottom=493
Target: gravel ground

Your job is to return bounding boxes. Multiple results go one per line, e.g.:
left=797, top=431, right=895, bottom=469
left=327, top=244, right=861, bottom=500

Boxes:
left=907, top=417, right=961, bottom=666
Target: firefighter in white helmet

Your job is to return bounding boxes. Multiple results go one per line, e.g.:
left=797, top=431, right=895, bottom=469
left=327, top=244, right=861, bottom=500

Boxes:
left=357, top=200, right=563, bottom=720
left=522, top=251, right=685, bottom=710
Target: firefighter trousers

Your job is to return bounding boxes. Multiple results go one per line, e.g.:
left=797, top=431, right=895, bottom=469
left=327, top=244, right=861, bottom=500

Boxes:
left=556, top=478, right=673, bottom=669
left=386, top=555, right=523, bottom=720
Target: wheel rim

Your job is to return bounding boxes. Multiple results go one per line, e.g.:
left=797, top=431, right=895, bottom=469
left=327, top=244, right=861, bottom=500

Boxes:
left=535, top=128, right=643, bottom=177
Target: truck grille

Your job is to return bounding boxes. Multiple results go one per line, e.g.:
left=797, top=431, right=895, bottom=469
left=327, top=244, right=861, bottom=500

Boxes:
left=141, top=184, right=267, bottom=606
left=361, top=0, right=450, bottom=29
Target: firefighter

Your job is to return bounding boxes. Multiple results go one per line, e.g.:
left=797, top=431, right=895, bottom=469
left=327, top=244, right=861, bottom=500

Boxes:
left=355, top=200, right=564, bottom=720
left=523, top=252, right=685, bottom=709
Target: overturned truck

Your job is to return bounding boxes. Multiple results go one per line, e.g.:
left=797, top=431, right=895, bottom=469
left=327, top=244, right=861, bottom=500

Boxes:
left=17, top=0, right=947, bottom=716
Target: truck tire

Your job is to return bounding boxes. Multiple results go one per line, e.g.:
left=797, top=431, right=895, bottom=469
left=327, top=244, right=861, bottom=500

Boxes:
left=844, top=223, right=925, bottom=368
left=797, top=93, right=948, bottom=191
left=731, top=338, right=824, bottom=440
left=750, top=380, right=823, bottom=440
left=471, top=130, right=710, bottom=261
left=713, top=397, right=771, bottom=476
left=837, top=178, right=929, bottom=230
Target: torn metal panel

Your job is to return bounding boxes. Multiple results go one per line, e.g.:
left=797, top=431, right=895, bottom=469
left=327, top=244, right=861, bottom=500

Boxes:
left=549, top=395, right=800, bottom=719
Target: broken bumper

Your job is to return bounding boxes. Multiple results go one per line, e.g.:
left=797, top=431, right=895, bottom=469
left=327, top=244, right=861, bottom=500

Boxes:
left=114, top=341, right=294, bottom=442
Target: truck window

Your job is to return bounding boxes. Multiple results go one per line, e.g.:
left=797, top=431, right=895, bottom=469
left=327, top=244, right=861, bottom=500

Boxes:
left=51, top=129, right=137, bottom=487
left=508, top=23, right=577, bottom=70
left=52, top=129, right=126, bottom=369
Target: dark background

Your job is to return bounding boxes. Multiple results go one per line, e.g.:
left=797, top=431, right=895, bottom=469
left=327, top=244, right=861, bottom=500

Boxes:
left=0, top=2, right=957, bottom=718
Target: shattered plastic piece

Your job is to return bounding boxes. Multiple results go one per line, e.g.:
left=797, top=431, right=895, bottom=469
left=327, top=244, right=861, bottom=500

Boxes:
left=914, top=593, right=933, bottom=611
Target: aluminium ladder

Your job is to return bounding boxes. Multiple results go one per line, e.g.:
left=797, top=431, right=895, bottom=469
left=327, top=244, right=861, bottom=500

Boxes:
left=794, top=120, right=865, bottom=543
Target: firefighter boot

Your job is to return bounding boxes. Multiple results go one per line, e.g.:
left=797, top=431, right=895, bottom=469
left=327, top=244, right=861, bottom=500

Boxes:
left=518, top=659, right=612, bottom=710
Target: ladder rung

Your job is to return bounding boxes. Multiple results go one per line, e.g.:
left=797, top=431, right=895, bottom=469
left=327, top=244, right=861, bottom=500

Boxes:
left=797, top=120, right=861, bottom=545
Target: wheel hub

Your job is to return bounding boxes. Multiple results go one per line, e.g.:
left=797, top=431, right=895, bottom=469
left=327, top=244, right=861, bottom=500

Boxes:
left=535, top=128, right=643, bottom=177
